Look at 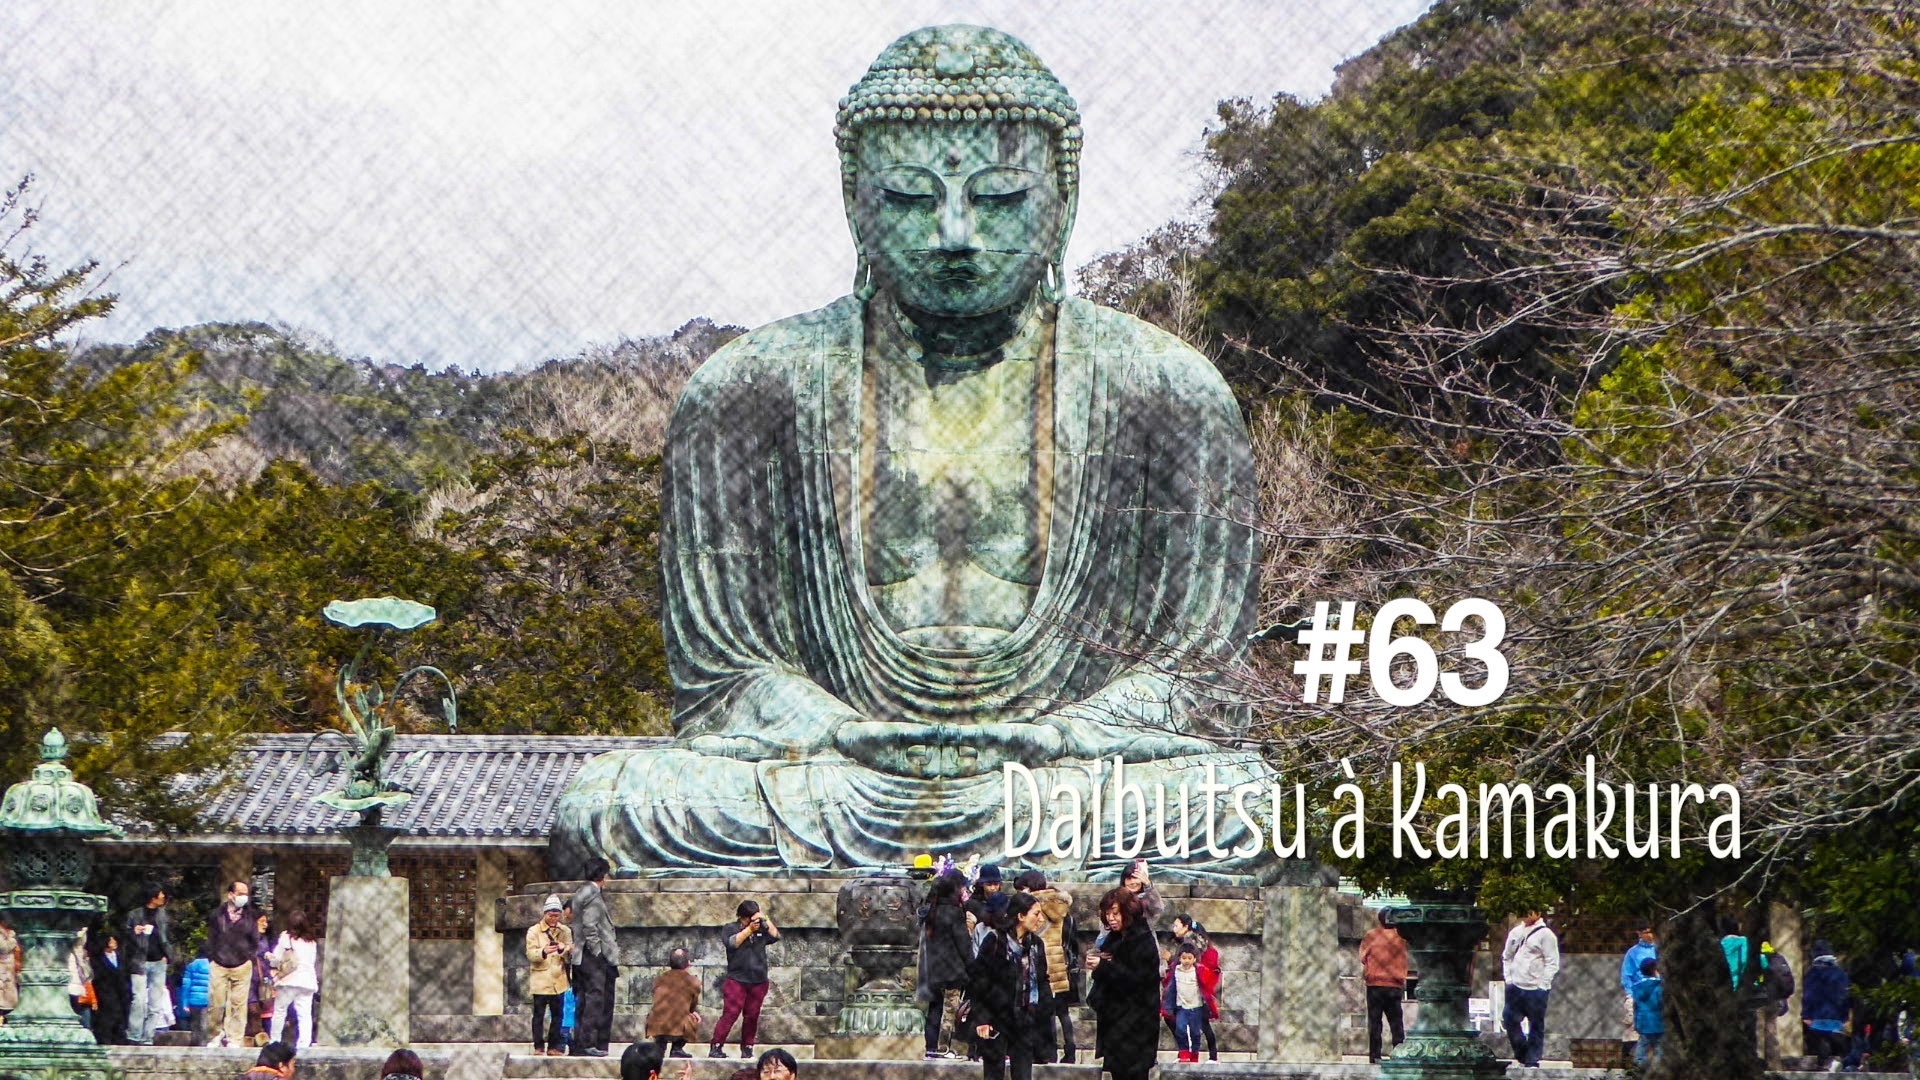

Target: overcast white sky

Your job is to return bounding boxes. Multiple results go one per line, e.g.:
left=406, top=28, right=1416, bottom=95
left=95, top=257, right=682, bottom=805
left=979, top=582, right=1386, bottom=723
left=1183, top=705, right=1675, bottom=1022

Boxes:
left=1, top=1, right=1430, bottom=372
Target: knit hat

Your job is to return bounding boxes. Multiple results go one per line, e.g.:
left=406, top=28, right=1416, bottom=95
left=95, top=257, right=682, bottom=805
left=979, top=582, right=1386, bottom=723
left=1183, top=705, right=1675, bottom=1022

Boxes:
left=543, top=894, right=564, bottom=913
left=977, top=864, right=1003, bottom=885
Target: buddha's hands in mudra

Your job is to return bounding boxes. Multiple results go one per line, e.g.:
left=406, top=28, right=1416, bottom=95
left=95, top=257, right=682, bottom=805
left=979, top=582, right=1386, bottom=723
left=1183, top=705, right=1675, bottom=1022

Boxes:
left=833, top=720, right=1064, bottom=778
left=682, top=674, right=1218, bottom=776
left=834, top=710, right=1218, bottom=779
left=690, top=717, right=1049, bottom=776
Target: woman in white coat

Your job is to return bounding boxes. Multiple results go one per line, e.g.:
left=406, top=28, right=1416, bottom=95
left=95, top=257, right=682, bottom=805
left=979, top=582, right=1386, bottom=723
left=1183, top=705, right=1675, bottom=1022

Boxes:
left=269, top=909, right=319, bottom=1048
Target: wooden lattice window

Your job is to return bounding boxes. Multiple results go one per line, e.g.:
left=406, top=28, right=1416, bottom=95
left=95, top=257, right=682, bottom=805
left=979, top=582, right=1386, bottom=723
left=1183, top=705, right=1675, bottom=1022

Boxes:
left=279, top=853, right=348, bottom=939
left=277, top=850, right=503, bottom=941
left=393, top=853, right=478, bottom=940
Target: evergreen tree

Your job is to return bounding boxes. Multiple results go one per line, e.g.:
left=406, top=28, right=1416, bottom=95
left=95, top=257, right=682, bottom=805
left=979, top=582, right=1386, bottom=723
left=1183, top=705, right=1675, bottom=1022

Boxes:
left=0, top=178, right=250, bottom=824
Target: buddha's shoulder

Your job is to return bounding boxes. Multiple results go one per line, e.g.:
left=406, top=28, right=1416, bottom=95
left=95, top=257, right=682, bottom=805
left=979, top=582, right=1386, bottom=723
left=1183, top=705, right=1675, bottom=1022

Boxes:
left=680, top=297, right=860, bottom=395
left=1063, top=298, right=1235, bottom=403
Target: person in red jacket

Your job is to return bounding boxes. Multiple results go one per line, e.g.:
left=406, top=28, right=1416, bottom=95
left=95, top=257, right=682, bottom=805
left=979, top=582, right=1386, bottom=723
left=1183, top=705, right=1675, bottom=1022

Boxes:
left=1359, top=910, right=1410, bottom=1064
left=1162, top=914, right=1222, bottom=1060
left=1160, top=944, right=1220, bottom=1063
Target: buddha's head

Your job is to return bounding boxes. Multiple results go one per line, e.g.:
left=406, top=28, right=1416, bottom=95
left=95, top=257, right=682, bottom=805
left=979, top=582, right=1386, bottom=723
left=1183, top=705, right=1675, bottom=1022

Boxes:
left=836, top=25, right=1081, bottom=319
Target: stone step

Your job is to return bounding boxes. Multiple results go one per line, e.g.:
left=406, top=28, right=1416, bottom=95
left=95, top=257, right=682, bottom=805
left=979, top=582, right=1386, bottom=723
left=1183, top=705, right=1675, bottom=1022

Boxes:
left=496, top=1056, right=1385, bottom=1079
left=104, top=1047, right=1913, bottom=1080
left=414, top=1013, right=1261, bottom=1054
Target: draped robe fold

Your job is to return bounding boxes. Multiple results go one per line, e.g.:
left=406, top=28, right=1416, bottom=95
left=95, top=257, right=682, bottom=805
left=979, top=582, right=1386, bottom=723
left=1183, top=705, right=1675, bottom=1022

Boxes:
left=551, top=295, right=1285, bottom=880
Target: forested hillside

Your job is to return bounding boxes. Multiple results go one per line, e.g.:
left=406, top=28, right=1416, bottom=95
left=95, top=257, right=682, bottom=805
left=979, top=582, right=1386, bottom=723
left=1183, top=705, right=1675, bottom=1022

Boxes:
left=83, top=318, right=736, bottom=494
left=0, top=202, right=735, bottom=824
left=1086, top=1, right=1919, bottom=1071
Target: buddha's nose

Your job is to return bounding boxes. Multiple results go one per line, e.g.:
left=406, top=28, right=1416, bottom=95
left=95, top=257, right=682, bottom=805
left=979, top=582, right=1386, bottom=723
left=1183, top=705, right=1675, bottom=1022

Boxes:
left=937, top=191, right=978, bottom=253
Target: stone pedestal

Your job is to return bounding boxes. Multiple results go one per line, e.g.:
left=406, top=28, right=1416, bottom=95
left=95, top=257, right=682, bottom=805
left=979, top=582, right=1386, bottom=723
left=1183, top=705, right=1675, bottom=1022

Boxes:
left=498, top=871, right=1340, bottom=1057
left=1259, top=885, right=1342, bottom=1063
left=317, top=876, right=410, bottom=1047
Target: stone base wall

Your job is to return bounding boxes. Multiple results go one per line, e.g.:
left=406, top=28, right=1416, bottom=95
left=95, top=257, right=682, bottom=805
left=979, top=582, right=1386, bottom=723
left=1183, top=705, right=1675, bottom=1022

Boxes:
left=499, top=873, right=1340, bottom=1055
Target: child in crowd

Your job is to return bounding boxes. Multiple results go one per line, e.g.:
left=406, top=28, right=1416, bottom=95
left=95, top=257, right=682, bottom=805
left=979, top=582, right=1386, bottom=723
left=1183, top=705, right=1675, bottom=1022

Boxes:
left=1629, top=958, right=1664, bottom=1065
left=1161, top=944, right=1218, bottom=1063
left=645, top=948, right=703, bottom=1059
left=179, top=954, right=210, bottom=1044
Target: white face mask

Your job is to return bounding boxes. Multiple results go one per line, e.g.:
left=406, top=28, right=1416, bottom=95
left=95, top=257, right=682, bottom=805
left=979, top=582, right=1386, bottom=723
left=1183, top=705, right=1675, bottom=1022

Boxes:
left=233, top=894, right=250, bottom=907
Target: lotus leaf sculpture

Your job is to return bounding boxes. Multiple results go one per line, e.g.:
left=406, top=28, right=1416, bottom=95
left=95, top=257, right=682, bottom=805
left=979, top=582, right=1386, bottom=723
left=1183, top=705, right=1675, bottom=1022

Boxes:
left=305, top=596, right=457, bottom=873
left=322, top=596, right=438, bottom=631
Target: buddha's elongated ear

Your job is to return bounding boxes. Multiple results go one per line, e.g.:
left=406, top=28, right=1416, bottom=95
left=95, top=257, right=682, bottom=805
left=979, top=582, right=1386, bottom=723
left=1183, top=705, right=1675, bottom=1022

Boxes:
left=845, top=172, right=877, bottom=303
left=1044, top=184, right=1079, bottom=303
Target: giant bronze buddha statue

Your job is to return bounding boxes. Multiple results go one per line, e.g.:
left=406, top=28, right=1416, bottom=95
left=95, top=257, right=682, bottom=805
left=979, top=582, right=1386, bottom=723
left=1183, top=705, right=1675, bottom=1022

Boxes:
left=552, top=25, right=1281, bottom=880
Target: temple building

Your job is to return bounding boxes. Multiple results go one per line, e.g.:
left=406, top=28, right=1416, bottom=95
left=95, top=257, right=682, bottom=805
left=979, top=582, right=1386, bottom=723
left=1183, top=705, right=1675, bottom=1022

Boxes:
left=87, top=733, right=645, bottom=1040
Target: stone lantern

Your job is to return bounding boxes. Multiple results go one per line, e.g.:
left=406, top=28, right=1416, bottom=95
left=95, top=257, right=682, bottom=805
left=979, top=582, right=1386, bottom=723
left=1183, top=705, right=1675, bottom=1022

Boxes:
left=0, top=729, right=123, bottom=1080
left=1379, top=900, right=1507, bottom=1080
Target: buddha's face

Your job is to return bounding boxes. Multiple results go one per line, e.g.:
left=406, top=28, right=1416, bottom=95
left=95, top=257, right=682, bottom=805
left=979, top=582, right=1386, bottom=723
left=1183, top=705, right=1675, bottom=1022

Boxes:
left=853, top=121, right=1066, bottom=318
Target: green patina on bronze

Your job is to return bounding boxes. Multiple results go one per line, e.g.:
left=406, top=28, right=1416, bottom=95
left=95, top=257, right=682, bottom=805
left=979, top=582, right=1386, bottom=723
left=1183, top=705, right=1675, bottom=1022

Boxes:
left=1379, top=902, right=1509, bottom=1080
left=553, top=25, right=1283, bottom=879
left=0, top=730, right=124, bottom=1080
left=307, top=596, right=456, bottom=876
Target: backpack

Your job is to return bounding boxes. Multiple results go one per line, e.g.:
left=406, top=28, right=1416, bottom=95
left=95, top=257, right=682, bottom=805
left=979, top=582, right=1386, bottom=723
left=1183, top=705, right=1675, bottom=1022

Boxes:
left=1765, top=954, right=1794, bottom=1016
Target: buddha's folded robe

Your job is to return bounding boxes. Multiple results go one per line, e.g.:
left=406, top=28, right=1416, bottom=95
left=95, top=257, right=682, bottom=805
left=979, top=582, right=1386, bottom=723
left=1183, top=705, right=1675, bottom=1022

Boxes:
left=550, top=295, right=1288, bottom=879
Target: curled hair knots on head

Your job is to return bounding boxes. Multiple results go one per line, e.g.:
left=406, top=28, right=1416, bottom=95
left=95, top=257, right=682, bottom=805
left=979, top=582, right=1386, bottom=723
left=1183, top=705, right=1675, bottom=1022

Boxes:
left=834, top=25, right=1083, bottom=202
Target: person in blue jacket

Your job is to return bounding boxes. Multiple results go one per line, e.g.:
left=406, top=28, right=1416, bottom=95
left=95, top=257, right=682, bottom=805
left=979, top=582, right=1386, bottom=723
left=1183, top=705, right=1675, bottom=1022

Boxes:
left=180, top=955, right=211, bottom=1044
left=1801, top=940, right=1851, bottom=1071
left=1628, top=958, right=1664, bottom=1066
left=1618, top=921, right=1657, bottom=1058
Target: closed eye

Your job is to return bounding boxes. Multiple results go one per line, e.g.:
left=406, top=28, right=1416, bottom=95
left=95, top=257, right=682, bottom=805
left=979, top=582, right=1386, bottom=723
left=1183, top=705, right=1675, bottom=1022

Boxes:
left=973, top=190, right=1029, bottom=206
left=882, top=189, right=936, bottom=207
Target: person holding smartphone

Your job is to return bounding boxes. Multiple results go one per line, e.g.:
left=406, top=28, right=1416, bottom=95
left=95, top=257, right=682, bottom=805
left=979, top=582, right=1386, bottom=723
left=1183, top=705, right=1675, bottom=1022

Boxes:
left=1120, top=859, right=1165, bottom=924
left=526, top=895, right=574, bottom=1056
left=1086, top=889, right=1160, bottom=1080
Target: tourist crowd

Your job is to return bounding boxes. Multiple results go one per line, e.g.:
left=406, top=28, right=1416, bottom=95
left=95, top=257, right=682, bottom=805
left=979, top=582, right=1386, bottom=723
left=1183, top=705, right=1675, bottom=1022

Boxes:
left=907, top=856, right=1216, bottom=1080
left=11, top=868, right=1911, bottom=1077
left=0, top=879, right=320, bottom=1050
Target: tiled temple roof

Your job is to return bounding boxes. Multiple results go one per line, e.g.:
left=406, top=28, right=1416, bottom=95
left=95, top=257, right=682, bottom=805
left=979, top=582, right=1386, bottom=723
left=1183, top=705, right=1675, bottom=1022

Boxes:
left=116, top=734, right=662, bottom=845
